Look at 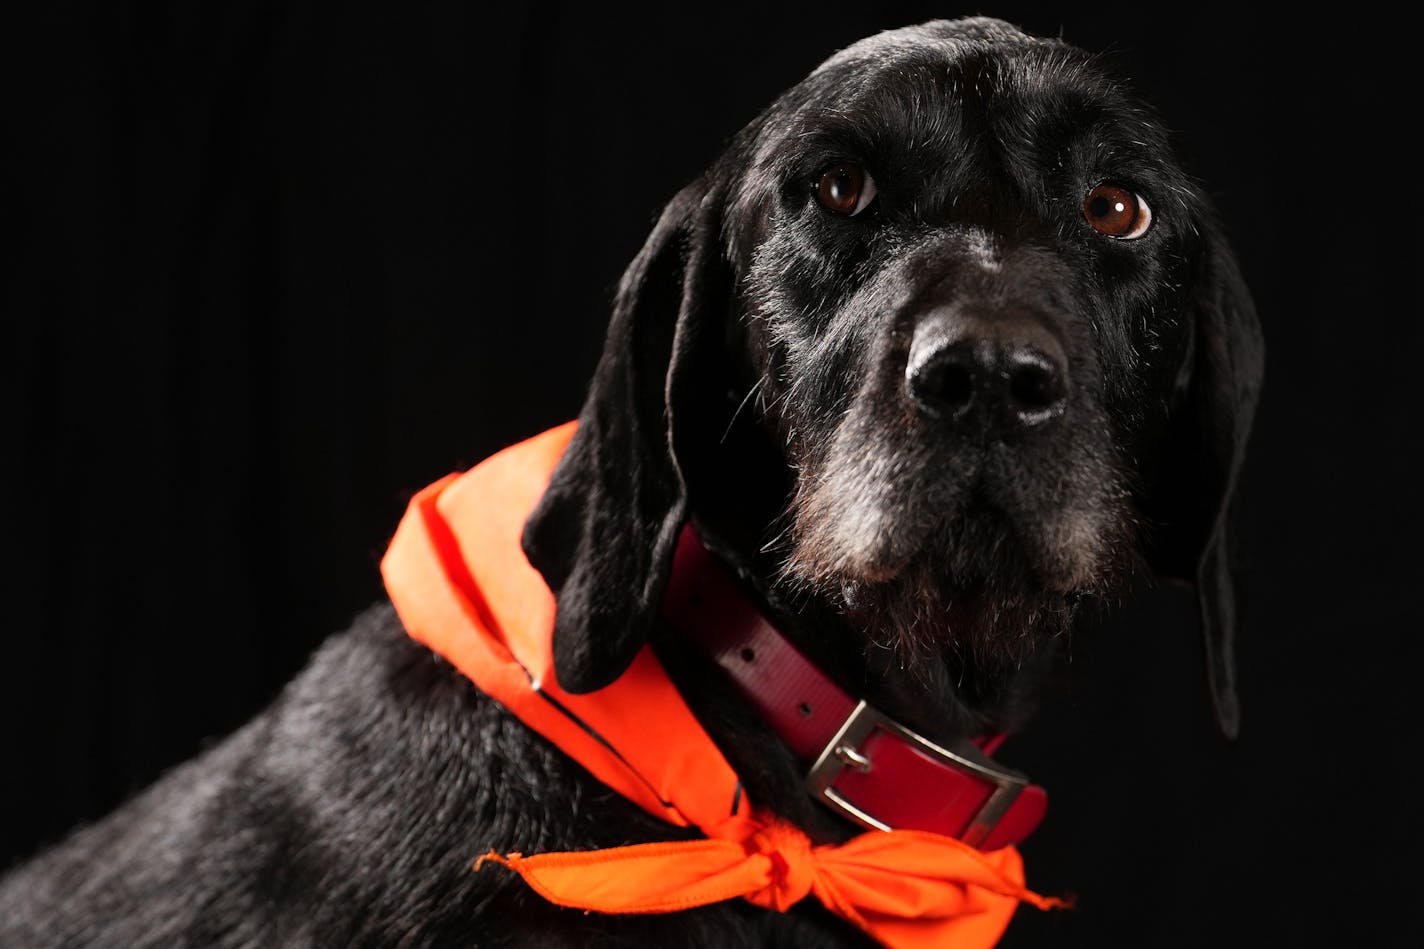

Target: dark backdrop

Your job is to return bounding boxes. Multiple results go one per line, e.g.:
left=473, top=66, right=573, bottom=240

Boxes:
left=4, top=3, right=1417, bottom=945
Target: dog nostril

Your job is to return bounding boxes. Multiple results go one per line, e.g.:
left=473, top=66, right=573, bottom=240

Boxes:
left=907, top=346, right=976, bottom=417
left=1008, top=361, right=1055, bottom=408
left=933, top=363, right=974, bottom=409
left=1005, top=350, right=1067, bottom=426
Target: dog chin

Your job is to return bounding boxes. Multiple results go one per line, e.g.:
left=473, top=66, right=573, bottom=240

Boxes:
left=851, top=565, right=1080, bottom=710
left=781, top=503, right=1121, bottom=690
left=785, top=493, right=1115, bottom=595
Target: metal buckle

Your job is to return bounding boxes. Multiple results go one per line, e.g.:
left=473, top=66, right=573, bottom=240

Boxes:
left=805, top=699, right=1028, bottom=847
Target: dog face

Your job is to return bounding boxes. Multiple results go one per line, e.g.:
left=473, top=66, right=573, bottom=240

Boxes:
left=730, top=21, right=1193, bottom=670
left=524, top=19, right=1262, bottom=735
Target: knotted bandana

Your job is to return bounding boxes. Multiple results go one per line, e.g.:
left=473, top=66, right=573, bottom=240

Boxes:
left=381, top=423, right=1064, bottom=947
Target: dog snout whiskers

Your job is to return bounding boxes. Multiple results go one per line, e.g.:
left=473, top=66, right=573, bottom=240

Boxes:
left=905, top=309, right=1069, bottom=433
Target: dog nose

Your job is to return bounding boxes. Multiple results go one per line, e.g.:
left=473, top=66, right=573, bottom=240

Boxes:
left=905, top=310, right=1069, bottom=430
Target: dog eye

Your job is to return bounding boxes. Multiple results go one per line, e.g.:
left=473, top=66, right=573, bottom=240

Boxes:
left=1082, top=183, right=1152, bottom=239
left=815, top=163, right=877, bottom=216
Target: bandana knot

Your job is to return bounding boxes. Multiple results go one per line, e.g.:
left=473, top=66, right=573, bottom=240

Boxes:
left=744, top=821, right=816, bottom=912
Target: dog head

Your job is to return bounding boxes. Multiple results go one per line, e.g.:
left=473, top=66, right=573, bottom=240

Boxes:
left=523, top=18, right=1263, bottom=737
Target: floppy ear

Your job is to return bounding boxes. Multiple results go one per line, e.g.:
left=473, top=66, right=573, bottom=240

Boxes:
left=521, top=177, right=729, bottom=693
left=1153, top=230, right=1265, bottom=739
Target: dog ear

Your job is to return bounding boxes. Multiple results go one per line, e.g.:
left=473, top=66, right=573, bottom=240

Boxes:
left=1151, top=229, right=1264, bottom=739
left=521, top=177, right=728, bottom=693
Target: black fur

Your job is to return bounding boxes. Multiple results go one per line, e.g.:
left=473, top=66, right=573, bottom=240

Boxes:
left=0, top=17, right=1261, bottom=946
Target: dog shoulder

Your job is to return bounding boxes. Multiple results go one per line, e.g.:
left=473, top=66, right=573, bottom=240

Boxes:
left=0, top=605, right=864, bottom=947
left=0, top=606, right=596, bottom=945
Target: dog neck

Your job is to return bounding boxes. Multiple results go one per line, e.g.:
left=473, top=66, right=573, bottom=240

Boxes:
left=651, top=519, right=1051, bottom=847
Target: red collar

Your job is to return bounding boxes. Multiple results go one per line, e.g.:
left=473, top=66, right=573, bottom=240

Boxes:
left=661, top=525, right=1048, bottom=852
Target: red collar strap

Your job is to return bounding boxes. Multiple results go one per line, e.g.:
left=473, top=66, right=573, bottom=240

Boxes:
left=661, top=526, right=1048, bottom=853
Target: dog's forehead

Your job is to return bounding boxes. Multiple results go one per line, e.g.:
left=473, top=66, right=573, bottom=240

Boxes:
left=808, top=17, right=1041, bottom=78
left=723, top=18, right=1189, bottom=251
left=743, top=18, right=1151, bottom=171
left=771, top=19, right=1124, bottom=145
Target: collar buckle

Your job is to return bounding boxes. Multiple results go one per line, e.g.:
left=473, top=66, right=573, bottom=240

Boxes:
left=806, top=699, right=1029, bottom=847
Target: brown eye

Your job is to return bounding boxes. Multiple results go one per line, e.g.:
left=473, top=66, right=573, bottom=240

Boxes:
left=815, top=163, right=877, bottom=216
left=1082, top=183, right=1152, bottom=239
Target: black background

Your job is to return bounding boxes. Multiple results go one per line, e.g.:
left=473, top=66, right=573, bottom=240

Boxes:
left=4, top=2, right=1418, bottom=945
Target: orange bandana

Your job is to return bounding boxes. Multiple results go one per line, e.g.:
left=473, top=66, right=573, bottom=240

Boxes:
left=381, top=423, right=1064, bottom=947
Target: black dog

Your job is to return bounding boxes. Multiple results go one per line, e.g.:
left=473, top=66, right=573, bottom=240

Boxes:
left=0, top=17, right=1261, bottom=947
